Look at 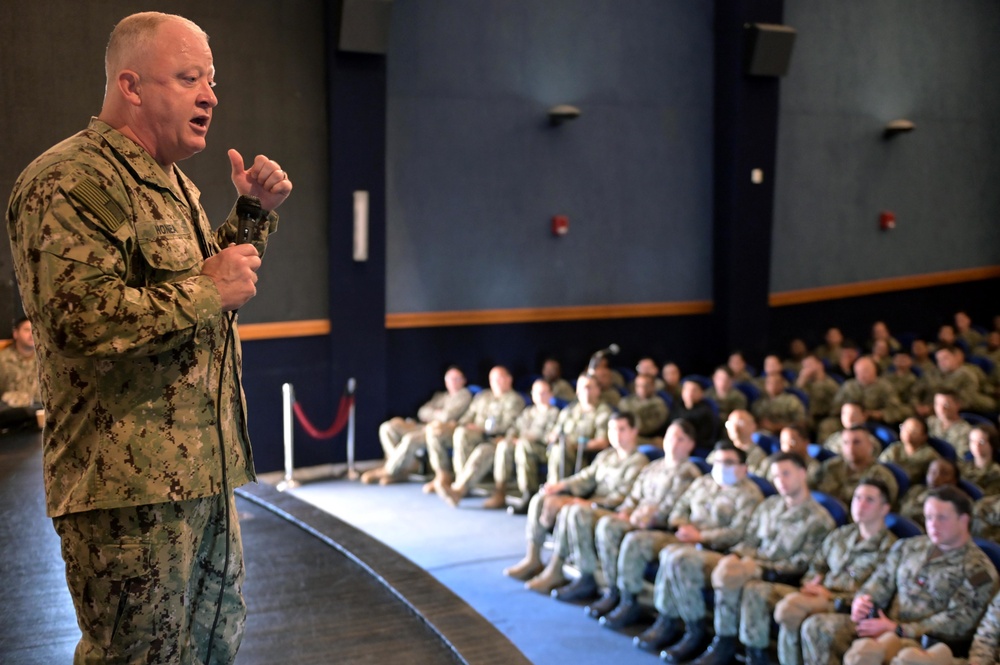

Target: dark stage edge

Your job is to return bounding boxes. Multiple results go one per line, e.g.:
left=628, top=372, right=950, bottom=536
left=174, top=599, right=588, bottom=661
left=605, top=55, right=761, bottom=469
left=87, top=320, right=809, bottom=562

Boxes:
left=0, top=430, right=530, bottom=665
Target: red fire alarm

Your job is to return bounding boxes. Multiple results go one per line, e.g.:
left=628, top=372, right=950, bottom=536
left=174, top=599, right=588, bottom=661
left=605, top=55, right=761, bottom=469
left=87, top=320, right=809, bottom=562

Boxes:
left=879, top=211, right=896, bottom=231
left=552, top=215, right=569, bottom=237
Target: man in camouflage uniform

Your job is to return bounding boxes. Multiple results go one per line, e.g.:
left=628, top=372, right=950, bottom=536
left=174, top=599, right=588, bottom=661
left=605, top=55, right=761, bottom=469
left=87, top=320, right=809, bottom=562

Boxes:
left=550, top=420, right=700, bottom=608
left=801, top=486, right=999, bottom=665
left=827, top=356, right=909, bottom=434
left=927, top=389, right=973, bottom=459
left=541, top=357, right=577, bottom=404
left=815, top=425, right=900, bottom=508
left=0, top=316, right=42, bottom=429
left=821, top=401, right=872, bottom=455
left=878, top=416, right=941, bottom=488
left=659, top=453, right=836, bottom=664
left=362, top=365, right=472, bottom=485
left=886, top=352, right=920, bottom=407
left=5, top=12, right=293, bottom=664
left=715, top=409, right=770, bottom=478
left=753, top=374, right=807, bottom=436
left=706, top=366, right=748, bottom=421
left=762, top=424, right=821, bottom=487
left=737, top=479, right=896, bottom=665
left=916, top=346, right=995, bottom=417
left=428, top=365, right=525, bottom=505
left=965, top=589, right=1000, bottom=665
left=543, top=374, right=614, bottom=482
left=618, top=373, right=670, bottom=443
left=898, top=458, right=960, bottom=529
left=611, top=442, right=763, bottom=651
left=795, top=354, right=841, bottom=436
left=502, top=412, right=648, bottom=593
left=972, top=493, right=1000, bottom=542
left=591, top=364, right=622, bottom=408
left=481, top=378, right=560, bottom=509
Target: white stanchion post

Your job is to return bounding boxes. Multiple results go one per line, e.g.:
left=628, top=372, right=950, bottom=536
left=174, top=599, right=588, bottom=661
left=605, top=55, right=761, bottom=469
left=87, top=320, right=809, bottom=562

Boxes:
left=276, top=382, right=300, bottom=491
left=346, top=377, right=358, bottom=480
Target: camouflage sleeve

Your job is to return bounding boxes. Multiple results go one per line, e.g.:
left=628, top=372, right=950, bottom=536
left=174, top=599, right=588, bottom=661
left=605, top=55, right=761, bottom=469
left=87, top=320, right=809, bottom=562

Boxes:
left=495, top=393, right=526, bottom=433
left=667, top=476, right=698, bottom=528
left=618, top=464, right=649, bottom=513
left=903, top=553, right=998, bottom=641
left=592, top=404, right=612, bottom=441
left=878, top=382, right=909, bottom=424
left=652, top=463, right=701, bottom=526
left=699, top=483, right=764, bottom=551
left=457, top=393, right=483, bottom=425
left=968, top=590, right=1000, bottom=665
left=417, top=392, right=447, bottom=422
left=730, top=498, right=769, bottom=558
left=10, top=169, right=223, bottom=359
left=602, top=454, right=650, bottom=509
left=858, top=539, right=906, bottom=611
left=758, top=509, right=834, bottom=578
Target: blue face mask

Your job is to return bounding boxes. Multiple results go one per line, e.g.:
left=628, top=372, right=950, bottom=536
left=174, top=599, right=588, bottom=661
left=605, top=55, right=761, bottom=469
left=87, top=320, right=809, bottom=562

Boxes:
left=712, top=464, right=739, bottom=487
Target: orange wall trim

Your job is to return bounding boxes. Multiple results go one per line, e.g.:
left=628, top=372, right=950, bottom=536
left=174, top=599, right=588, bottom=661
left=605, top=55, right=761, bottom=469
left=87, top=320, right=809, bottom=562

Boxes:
left=238, top=319, right=331, bottom=340
left=769, top=266, right=1000, bottom=308
left=384, top=301, right=714, bottom=329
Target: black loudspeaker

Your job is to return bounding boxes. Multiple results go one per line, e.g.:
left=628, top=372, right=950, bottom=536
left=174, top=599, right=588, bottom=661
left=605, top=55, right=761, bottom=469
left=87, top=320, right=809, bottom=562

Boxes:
left=338, top=0, right=393, bottom=55
left=744, top=23, right=796, bottom=77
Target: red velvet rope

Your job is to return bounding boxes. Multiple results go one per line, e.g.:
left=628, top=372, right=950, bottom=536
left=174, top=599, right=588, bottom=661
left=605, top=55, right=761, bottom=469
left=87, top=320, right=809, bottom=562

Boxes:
left=292, top=393, right=354, bottom=440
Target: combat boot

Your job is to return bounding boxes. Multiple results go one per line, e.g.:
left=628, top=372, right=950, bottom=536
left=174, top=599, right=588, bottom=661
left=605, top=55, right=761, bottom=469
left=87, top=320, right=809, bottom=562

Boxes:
left=661, top=619, right=710, bottom=664
left=585, top=587, right=619, bottom=619
left=551, top=573, right=597, bottom=602
left=502, top=543, right=543, bottom=581
left=599, top=589, right=642, bottom=629
left=634, top=615, right=683, bottom=652
left=481, top=487, right=507, bottom=510
left=524, top=556, right=567, bottom=594
left=688, top=635, right=738, bottom=665
left=743, top=646, right=775, bottom=665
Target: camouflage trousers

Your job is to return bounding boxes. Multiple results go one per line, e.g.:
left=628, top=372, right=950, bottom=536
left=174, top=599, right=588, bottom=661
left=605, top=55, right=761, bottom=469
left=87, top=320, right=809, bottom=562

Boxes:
left=53, top=493, right=245, bottom=665
left=546, top=439, right=581, bottom=484
left=563, top=504, right=614, bottom=575
left=378, top=418, right=426, bottom=476
left=800, top=612, right=863, bottom=665
left=497, top=437, right=547, bottom=495
left=739, top=581, right=834, bottom=665
left=455, top=437, right=497, bottom=489
left=654, top=545, right=724, bottom=622
left=615, top=528, right=679, bottom=595
left=525, top=492, right=578, bottom=558
left=425, top=422, right=458, bottom=474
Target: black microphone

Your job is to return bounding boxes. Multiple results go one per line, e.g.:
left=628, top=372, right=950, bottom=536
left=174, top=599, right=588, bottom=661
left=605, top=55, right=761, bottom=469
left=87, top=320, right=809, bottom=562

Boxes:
left=235, top=195, right=264, bottom=245
left=587, top=344, right=620, bottom=371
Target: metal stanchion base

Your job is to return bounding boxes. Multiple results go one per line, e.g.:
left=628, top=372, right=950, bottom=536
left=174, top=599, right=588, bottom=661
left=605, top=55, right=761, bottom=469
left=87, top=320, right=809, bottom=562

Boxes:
left=276, top=478, right=301, bottom=492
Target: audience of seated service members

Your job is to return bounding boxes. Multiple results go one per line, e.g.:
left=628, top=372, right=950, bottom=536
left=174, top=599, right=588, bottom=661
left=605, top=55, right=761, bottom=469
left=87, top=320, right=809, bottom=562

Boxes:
left=551, top=419, right=701, bottom=605
left=364, top=365, right=472, bottom=485
left=503, top=412, right=648, bottom=592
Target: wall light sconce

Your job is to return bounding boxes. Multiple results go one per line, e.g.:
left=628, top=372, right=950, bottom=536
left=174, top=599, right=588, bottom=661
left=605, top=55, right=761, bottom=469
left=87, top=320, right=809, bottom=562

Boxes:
left=883, top=119, right=915, bottom=138
left=548, top=104, right=581, bottom=126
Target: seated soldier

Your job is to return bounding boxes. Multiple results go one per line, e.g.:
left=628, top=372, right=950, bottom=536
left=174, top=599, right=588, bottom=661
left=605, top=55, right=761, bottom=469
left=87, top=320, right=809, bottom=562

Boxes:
left=754, top=354, right=785, bottom=390
left=541, top=357, right=577, bottom=404
left=955, top=310, right=985, bottom=352
left=0, top=316, right=42, bottom=430
left=815, top=425, right=900, bottom=509
left=898, top=458, right=960, bottom=529
left=762, top=424, right=821, bottom=487
left=605, top=441, right=763, bottom=648
left=657, top=453, right=836, bottom=665
left=835, top=341, right=861, bottom=381
left=590, top=362, right=622, bottom=408
left=815, top=327, right=845, bottom=368
left=822, top=401, right=874, bottom=455
left=705, top=365, right=748, bottom=422
left=802, top=486, right=999, bottom=665
left=959, top=424, right=1000, bottom=497
left=618, top=373, right=669, bottom=444
left=886, top=351, right=920, bottom=407
left=737, top=479, right=896, bottom=665
left=633, top=356, right=667, bottom=393
left=363, top=365, right=471, bottom=485
left=931, top=345, right=996, bottom=415
left=425, top=365, right=525, bottom=503
left=795, top=353, right=841, bottom=437
left=972, top=493, right=1000, bottom=543
left=542, top=374, right=613, bottom=485
left=871, top=339, right=893, bottom=374
left=727, top=351, right=754, bottom=384
left=671, top=379, right=719, bottom=452
left=878, top=416, right=941, bottom=488
left=481, top=378, right=559, bottom=510
left=502, top=412, right=648, bottom=591
left=911, top=338, right=939, bottom=381
left=713, top=409, right=770, bottom=478
left=870, top=320, right=902, bottom=355
left=752, top=373, right=806, bottom=436
left=551, top=419, right=701, bottom=604
left=828, top=355, right=909, bottom=433
left=784, top=338, right=809, bottom=376
left=661, top=362, right=684, bottom=405
left=927, top=389, right=973, bottom=458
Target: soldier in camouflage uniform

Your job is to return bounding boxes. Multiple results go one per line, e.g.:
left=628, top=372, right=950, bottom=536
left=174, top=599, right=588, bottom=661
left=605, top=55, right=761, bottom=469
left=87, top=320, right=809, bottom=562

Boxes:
left=762, top=424, right=821, bottom=488
left=886, top=352, right=920, bottom=407
left=618, top=373, right=670, bottom=443
left=362, top=365, right=472, bottom=485
left=481, top=378, right=559, bottom=509
left=428, top=365, right=525, bottom=505
left=959, top=425, right=1000, bottom=497
left=712, top=409, right=770, bottom=478
left=753, top=374, right=807, bottom=436
left=543, top=374, right=614, bottom=483
left=706, top=366, right=749, bottom=422
left=0, top=316, right=42, bottom=429
left=815, top=425, right=900, bottom=508
left=551, top=420, right=700, bottom=610
left=829, top=356, right=910, bottom=427
left=801, top=486, right=999, bottom=665
left=795, top=354, right=841, bottom=436
left=502, top=412, right=648, bottom=593
left=930, top=346, right=996, bottom=416
left=972, top=494, right=1000, bottom=542
left=898, top=458, right=959, bottom=529
left=614, top=442, right=763, bottom=651
left=6, top=12, right=293, bottom=664
left=927, top=390, right=973, bottom=459
left=591, top=364, right=623, bottom=408
left=965, top=589, right=1000, bottom=665
left=878, top=417, right=941, bottom=488
left=737, top=479, right=896, bottom=665
left=658, top=453, right=836, bottom=665
left=541, top=357, right=577, bottom=404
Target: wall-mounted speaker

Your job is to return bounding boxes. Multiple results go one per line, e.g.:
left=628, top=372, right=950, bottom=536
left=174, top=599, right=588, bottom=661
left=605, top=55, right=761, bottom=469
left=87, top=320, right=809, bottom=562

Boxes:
left=744, top=23, right=796, bottom=77
left=338, top=0, right=393, bottom=55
